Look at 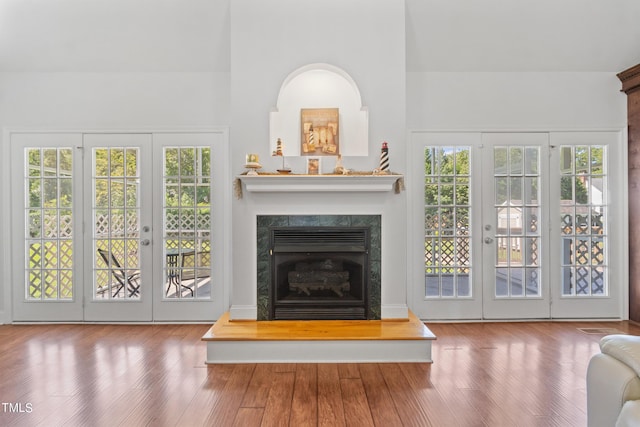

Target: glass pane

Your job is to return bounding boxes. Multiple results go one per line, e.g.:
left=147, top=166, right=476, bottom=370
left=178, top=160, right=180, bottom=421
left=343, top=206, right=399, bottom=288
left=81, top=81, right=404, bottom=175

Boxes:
left=180, top=148, right=195, bottom=176
left=110, top=179, right=125, bottom=208
left=426, top=273, right=439, bottom=297
left=591, top=146, right=604, bottom=174
left=110, top=148, right=124, bottom=176
left=494, top=147, right=508, bottom=175
left=495, top=178, right=508, bottom=205
left=28, top=179, right=42, bottom=208
left=94, top=149, right=108, bottom=176
left=510, top=268, right=524, bottom=296
left=43, top=149, right=57, bottom=176
left=510, top=147, right=523, bottom=175
left=495, top=267, right=508, bottom=296
left=525, top=268, right=539, bottom=296
left=43, top=178, right=58, bottom=207
left=525, top=147, right=539, bottom=175
left=200, top=148, right=211, bottom=176
left=523, top=177, right=538, bottom=204
left=575, top=146, right=589, bottom=173
left=59, top=178, right=72, bottom=208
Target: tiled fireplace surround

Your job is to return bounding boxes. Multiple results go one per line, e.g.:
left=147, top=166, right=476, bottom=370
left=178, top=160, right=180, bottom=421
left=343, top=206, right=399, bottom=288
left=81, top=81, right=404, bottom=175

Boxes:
left=256, top=214, right=382, bottom=320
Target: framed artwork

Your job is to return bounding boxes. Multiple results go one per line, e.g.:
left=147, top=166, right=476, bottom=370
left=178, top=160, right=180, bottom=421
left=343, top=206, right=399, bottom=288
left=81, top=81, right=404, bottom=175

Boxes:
left=301, top=108, right=339, bottom=156
left=306, top=157, right=321, bottom=175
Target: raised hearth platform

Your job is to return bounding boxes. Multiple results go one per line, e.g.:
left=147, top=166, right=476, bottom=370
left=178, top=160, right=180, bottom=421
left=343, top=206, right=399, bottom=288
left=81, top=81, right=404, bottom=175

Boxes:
left=202, top=311, right=436, bottom=363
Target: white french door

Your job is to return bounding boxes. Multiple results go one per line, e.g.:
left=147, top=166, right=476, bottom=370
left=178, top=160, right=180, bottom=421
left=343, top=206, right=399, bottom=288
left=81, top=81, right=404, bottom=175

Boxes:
left=82, top=134, right=153, bottom=321
left=11, top=133, right=85, bottom=321
left=548, top=132, right=622, bottom=319
left=152, top=133, right=228, bottom=321
left=10, top=131, right=227, bottom=322
left=410, top=131, right=624, bottom=320
left=409, top=132, right=483, bottom=320
left=480, top=133, right=550, bottom=319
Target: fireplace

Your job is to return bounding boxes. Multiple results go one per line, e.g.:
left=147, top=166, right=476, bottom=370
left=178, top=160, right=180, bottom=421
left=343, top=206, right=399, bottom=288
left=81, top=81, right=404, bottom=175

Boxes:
left=256, top=215, right=381, bottom=321
left=270, top=227, right=369, bottom=320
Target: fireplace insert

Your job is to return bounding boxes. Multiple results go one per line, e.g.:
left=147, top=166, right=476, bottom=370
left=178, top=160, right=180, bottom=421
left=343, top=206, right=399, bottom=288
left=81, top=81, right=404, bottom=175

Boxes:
left=270, top=227, right=370, bottom=320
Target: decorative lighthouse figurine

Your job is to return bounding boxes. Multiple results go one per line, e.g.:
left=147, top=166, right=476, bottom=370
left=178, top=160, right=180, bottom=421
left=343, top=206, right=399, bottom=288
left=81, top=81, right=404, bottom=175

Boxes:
left=379, top=141, right=390, bottom=173
left=272, top=138, right=291, bottom=174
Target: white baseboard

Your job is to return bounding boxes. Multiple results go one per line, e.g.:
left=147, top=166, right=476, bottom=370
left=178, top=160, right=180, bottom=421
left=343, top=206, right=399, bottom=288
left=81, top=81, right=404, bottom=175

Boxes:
left=381, top=304, right=409, bottom=319
left=228, top=305, right=257, bottom=320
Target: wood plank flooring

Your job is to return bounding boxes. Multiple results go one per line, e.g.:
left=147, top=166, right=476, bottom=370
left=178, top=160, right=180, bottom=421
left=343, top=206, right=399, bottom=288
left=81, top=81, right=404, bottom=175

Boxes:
left=1, top=320, right=639, bottom=426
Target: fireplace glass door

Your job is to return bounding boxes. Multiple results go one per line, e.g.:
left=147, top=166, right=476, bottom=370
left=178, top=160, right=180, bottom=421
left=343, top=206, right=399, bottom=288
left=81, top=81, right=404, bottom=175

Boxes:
left=270, top=227, right=369, bottom=320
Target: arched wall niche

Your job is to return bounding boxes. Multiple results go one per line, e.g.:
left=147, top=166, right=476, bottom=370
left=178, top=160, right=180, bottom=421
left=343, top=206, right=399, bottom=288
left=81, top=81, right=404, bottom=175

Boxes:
left=270, top=63, right=369, bottom=157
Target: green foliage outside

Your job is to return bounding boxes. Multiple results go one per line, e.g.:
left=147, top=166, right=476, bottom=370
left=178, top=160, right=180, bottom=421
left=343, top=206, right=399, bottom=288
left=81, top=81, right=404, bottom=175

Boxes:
left=423, top=145, right=604, bottom=274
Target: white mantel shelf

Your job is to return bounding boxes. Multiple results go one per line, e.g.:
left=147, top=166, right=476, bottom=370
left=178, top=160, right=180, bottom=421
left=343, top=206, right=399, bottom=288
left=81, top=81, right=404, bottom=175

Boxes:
left=237, top=173, right=404, bottom=193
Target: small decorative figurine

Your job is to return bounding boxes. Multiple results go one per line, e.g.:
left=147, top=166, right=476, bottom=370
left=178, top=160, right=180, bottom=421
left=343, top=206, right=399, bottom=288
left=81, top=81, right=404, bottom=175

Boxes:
left=379, top=141, right=390, bottom=172
left=272, top=138, right=291, bottom=174
left=334, top=154, right=346, bottom=174
left=244, top=153, right=262, bottom=175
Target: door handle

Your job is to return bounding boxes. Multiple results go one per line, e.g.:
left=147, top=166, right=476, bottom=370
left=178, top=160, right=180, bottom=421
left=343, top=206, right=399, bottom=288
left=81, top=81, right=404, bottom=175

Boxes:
left=140, top=239, right=151, bottom=246
left=484, top=237, right=494, bottom=244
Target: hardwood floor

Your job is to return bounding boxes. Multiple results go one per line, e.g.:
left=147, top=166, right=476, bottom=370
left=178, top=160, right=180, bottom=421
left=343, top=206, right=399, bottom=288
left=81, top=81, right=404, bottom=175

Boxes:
left=1, top=320, right=639, bottom=426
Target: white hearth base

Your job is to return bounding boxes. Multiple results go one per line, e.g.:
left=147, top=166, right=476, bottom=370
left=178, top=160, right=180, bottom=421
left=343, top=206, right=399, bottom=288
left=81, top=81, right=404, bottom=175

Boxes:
left=202, top=311, right=436, bottom=364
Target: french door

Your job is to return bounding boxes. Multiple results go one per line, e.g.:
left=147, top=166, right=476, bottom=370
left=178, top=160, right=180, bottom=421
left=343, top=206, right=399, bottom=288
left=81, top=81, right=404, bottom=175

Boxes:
left=82, top=134, right=153, bottom=321
left=11, top=133, right=85, bottom=321
left=480, top=133, right=550, bottom=319
left=10, top=131, right=227, bottom=322
left=410, top=131, right=624, bottom=320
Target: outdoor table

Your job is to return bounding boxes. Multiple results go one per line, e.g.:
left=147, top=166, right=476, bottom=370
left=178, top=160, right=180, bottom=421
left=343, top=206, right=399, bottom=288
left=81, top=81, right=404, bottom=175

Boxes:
left=165, top=248, right=195, bottom=296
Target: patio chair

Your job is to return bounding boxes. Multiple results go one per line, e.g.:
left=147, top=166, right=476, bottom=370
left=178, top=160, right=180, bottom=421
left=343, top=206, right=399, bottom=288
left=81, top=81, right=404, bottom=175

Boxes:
left=97, top=248, right=140, bottom=297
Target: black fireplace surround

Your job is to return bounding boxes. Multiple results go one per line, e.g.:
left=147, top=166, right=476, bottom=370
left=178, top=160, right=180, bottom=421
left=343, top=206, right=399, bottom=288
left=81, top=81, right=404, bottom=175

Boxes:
left=256, top=215, right=381, bottom=321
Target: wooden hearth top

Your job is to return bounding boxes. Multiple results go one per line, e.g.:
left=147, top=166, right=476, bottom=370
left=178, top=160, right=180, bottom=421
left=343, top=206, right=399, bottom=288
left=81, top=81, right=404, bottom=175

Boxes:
left=202, top=311, right=436, bottom=342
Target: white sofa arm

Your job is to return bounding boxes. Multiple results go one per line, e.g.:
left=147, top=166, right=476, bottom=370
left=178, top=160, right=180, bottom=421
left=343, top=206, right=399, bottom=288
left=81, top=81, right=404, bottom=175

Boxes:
left=587, top=353, right=640, bottom=427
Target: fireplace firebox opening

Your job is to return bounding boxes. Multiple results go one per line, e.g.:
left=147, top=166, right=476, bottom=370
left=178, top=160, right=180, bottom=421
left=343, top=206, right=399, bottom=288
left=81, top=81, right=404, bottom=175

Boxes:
left=256, top=215, right=381, bottom=321
left=270, top=227, right=370, bottom=320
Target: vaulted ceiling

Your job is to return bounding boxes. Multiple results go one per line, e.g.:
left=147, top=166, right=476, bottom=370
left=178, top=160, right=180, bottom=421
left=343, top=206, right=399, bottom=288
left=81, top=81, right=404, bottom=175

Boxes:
left=0, top=0, right=638, bottom=73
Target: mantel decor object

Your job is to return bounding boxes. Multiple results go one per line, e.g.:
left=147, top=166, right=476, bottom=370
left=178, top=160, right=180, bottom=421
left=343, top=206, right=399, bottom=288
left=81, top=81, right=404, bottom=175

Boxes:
left=272, top=138, right=291, bottom=174
left=379, top=141, right=390, bottom=172
left=301, top=108, right=339, bottom=156
left=306, top=157, right=321, bottom=175
left=244, top=153, right=262, bottom=176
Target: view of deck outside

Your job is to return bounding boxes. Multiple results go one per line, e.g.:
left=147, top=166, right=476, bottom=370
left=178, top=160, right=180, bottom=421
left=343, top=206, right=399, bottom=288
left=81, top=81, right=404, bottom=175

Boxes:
left=423, top=145, right=606, bottom=299
left=23, top=146, right=212, bottom=302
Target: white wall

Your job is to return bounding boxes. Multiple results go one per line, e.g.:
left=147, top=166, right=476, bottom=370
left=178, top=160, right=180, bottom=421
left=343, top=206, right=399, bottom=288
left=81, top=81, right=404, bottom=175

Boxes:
left=407, top=72, right=626, bottom=130
left=0, top=72, right=230, bottom=128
